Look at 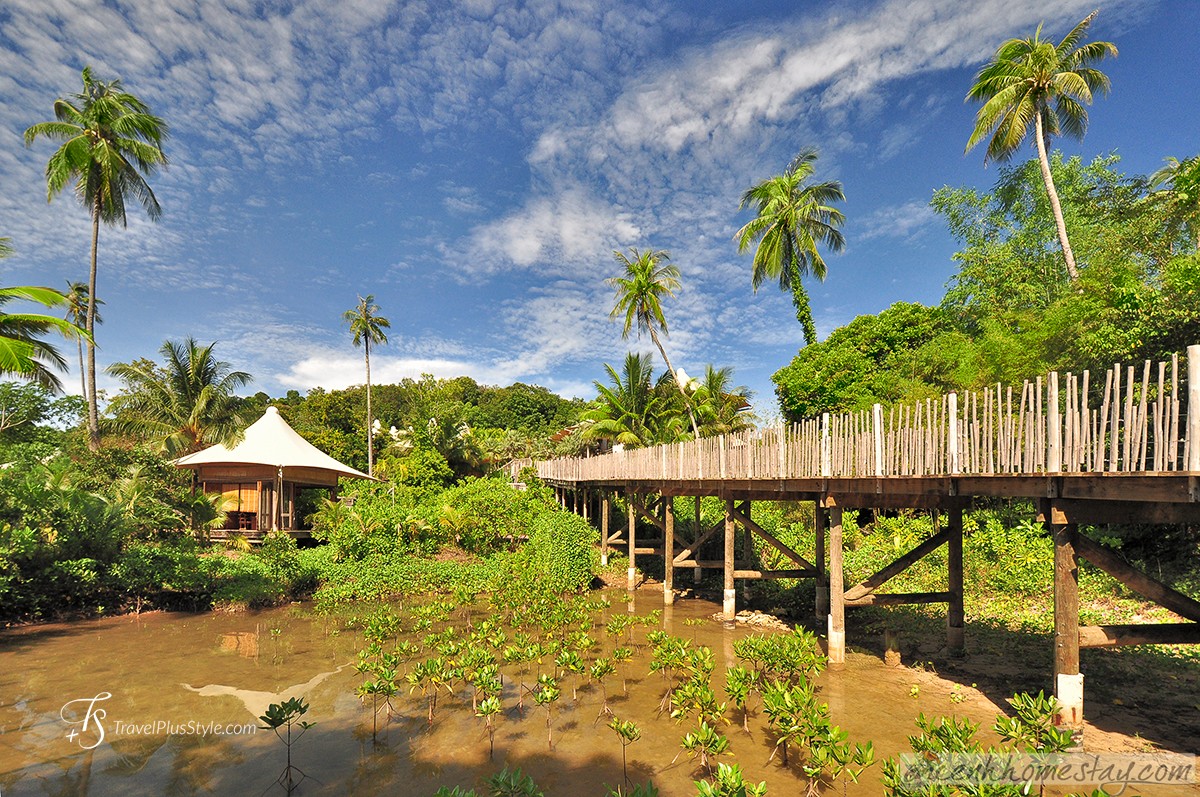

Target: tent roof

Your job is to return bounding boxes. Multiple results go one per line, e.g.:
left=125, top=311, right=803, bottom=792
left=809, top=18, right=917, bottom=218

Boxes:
left=174, top=406, right=375, bottom=481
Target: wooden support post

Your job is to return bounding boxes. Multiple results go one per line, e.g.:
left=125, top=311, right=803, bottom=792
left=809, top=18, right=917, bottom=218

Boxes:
left=723, top=499, right=736, bottom=621
left=627, top=493, right=637, bottom=590
left=828, top=505, right=845, bottom=667
left=815, top=503, right=828, bottom=620
left=582, top=489, right=590, bottom=523
left=1052, top=519, right=1083, bottom=744
left=741, top=500, right=753, bottom=600
left=601, top=493, right=610, bottom=566
left=694, top=496, right=703, bottom=584
left=664, top=496, right=675, bottom=605
left=947, top=507, right=965, bottom=655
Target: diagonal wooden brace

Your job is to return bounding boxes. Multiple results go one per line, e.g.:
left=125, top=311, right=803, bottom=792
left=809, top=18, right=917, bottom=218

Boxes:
left=730, top=505, right=816, bottom=571
left=843, top=527, right=952, bottom=602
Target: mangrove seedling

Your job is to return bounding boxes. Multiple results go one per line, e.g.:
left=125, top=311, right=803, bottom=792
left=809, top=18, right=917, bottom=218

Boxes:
left=259, top=697, right=315, bottom=794
left=724, top=666, right=760, bottom=733
left=590, top=657, right=616, bottom=719
left=476, top=695, right=502, bottom=760
left=487, top=766, right=544, bottom=797
left=532, top=674, right=561, bottom=749
left=679, top=720, right=730, bottom=778
left=608, top=716, right=642, bottom=788
left=556, top=650, right=586, bottom=700
left=612, top=646, right=634, bottom=694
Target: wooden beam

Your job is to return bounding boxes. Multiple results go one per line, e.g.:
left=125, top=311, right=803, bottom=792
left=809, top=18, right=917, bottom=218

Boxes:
left=633, top=498, right=666, bottom=533
left=673, top=519, right=724, bottom=564
left=843, top=527, right=952, bottom=602
left=1041, top=499, right=1200, bottom=526
left=844, top=591, right=952, bottom=607
left=1073, top=533, right=1200, bottom=622
left=1079, top=623, right=1200, bottom=648
left=730, top=505, right=817, bottom=571
left=734, top=569, right=816, bottom=580
left=815, top=503, right=827, bottom=620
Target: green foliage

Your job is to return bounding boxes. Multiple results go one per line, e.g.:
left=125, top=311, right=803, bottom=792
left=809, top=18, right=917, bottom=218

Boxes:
left=486, top=767, right=544, bottom=797
left=523, top=509, right=599, bottom=593
left=432, top=476, right=551, bottom=554
left=259, top=696, right=315, bottom=793
left=694, top=763, right=767, bottom=797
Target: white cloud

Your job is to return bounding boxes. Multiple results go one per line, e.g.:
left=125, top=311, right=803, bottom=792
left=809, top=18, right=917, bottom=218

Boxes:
left=858, top=200, right=938, bottom=242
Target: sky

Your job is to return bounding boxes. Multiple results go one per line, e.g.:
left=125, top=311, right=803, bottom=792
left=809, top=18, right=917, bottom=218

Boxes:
left=1, top=0, right=1196, bottom=418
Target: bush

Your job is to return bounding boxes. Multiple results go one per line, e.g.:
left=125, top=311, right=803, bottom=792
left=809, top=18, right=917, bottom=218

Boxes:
left=523, top=510, right=599, bottom=593
left=424, top=476, right=552, bottom=554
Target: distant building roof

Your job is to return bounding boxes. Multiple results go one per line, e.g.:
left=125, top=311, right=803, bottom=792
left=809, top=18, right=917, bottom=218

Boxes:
left=174, top=406, right=374, bottom=481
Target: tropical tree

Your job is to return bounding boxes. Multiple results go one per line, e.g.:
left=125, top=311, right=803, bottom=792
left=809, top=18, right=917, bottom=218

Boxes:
left=0, top=238, right=82, bottom=391
left=63, top=281, right=102, bottom=401
left=106, top=338, right=252, bottom=456
left=343, top=294, right=390, bottom=477
left=581, top=352, right=682, bottom=448
left=608, top=248, right=698, bottom=437
left=692, top=365, right=752, bottom=437
left=1149, top=155, right=1200, bottom=251
left=25, top=66, right=169, bottom=450
left=965, top=11, right=1117, bottom=282
left=736, top=148, right=846, bottom=346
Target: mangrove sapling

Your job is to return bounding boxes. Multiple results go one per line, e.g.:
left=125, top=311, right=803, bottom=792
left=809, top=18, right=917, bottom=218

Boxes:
left=532, top=674, right=561, bottom=748
left=590, top=657, right=616, bottom=720
left=608, top=716, right=642, bottom=788
left=612, top=647, right=634, bottom=693
left=555, top=650, right=585, bottom=700
left=606, top=785, right=659, bottom=797
left=670, top=680, right=728, bottom=729
left=476, top=695, right=502, bottom=760
left=259, top=697, right=316, bottom=794
left=408, top=657, right=453, bottom=726
left=694, top=763, right=767, bottom=797
left=724, top=666, right=761, bottom=733
left=679, top=721, right=731, bottom=779
left=432, top=788, right=478, bottom=797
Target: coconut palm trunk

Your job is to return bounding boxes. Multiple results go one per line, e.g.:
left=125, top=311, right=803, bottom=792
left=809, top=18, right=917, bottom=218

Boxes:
left=1034, top=113, right=1079, bottom=282
left=364, top=337, right=373, bottom=477
left=646, top=325, right=697, bottom=437
left=86, top=193, right=101, bottom=450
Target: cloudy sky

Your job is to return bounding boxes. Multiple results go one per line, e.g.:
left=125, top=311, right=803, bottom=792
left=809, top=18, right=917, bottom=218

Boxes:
left=1, top=0, right=1195, bottom=414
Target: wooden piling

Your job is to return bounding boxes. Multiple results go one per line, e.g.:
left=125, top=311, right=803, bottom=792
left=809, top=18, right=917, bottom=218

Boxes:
left=1052, top=517, right=1083, bottom=743
left=627, top=492, right=637, bottom=590
left=947, top=507, right=964, bottom=655
left=694, top=496, right=703, bottom=584
left=664, top=496, right=675, bottom=605
left=723, top=499, right=736, bottom=622
left=828, top=504, right=845, bottom=667
left=815, top=503, right=827, bottom=619
left=600, top=493, right=610, bottom=566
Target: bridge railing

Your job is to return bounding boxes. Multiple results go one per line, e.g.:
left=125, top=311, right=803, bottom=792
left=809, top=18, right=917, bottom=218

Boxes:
left=537, top=345, right=1200, bottom=482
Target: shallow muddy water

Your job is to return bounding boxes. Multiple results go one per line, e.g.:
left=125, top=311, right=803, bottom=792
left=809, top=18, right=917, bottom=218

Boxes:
left=0, top=593, right=1191, bottom=796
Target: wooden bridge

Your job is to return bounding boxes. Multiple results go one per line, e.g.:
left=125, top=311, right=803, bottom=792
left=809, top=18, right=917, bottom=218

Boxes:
left=536, top=346, right=1200, bottom=742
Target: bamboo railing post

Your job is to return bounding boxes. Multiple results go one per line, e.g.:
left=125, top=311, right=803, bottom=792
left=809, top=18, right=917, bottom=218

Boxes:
left=949, top=392, right=960, bottom=475
left=1188, top=345, right=1200, bottom=471
left=1049, top=372, right=1062, bottom=473
left=828, top=504, right=845, bottom=667
left=821, top=413, right=831, bottom=478
left=873, top=403, right=884, bottom=477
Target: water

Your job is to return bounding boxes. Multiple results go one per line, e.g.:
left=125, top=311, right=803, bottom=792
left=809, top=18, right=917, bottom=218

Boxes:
left=0, top=594, right=1183, bottom=796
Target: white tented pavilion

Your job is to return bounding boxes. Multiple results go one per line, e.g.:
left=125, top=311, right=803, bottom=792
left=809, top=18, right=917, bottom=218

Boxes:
left=175, top=406, right=374, bottom=538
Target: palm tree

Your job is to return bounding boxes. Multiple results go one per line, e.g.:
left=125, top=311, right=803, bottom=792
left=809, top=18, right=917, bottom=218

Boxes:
left=343, top=294, right=390, bottom=477
left=965, top=11, right=1117, bottom=282
left=735, top=148, right=845, bottom=345
left=607, top=248, right=698, bottom=437
left=693, top=365, right=753, bottom=437
left=63, top=281, right=102, bottom=401
left=25, top=66, right=169, bottom=450
left=1149, top=156, right=1200, bottom=251
left=581, top=352, right=683, bottom=448
left=106, top=338, right=251, bottom=456
left=0, top=238, right=82, bottom=391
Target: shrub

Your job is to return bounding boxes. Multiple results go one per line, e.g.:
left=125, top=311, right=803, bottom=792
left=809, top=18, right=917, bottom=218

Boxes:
left=523, top=510, right=599, bottom=593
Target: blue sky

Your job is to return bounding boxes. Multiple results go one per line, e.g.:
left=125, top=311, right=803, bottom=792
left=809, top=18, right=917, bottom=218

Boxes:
left=1, top=0, right=1196, bottom=417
